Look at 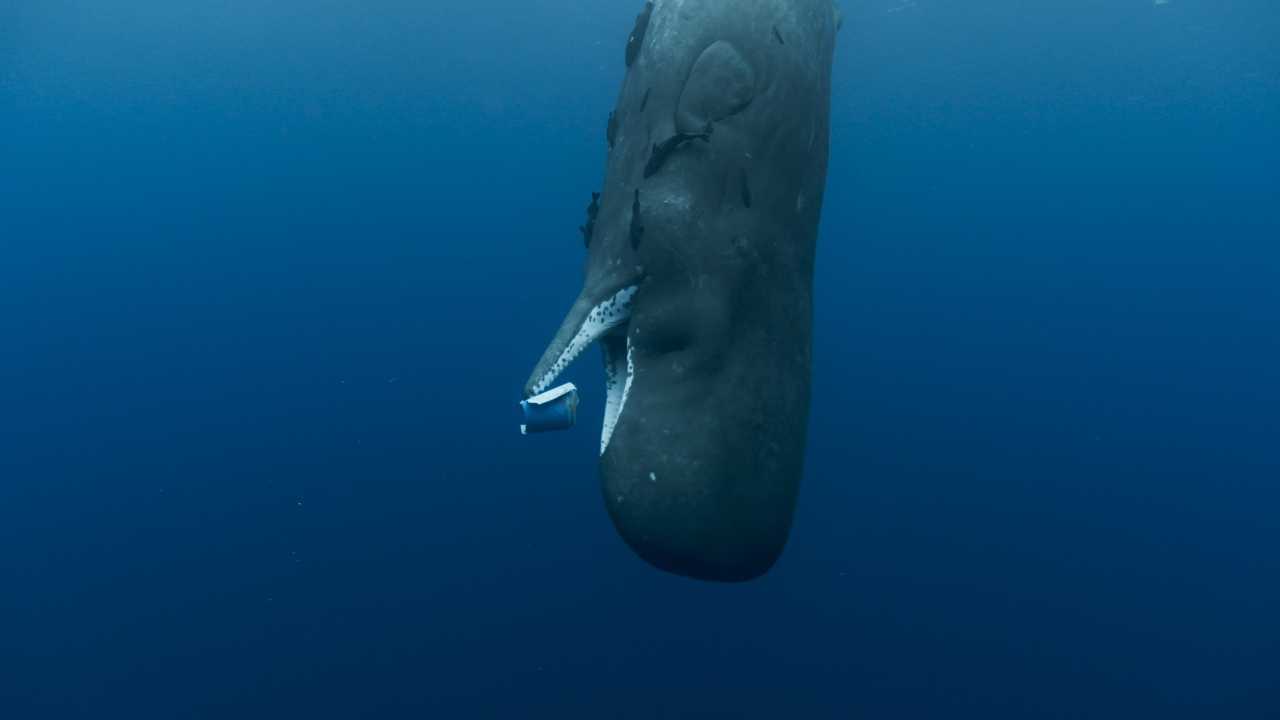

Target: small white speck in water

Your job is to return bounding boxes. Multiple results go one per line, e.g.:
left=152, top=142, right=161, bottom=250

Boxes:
left=649, top=472, right=657, bottom=482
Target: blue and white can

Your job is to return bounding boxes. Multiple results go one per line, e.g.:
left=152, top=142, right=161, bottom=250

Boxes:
left=520, top=382, right=579, bottom=435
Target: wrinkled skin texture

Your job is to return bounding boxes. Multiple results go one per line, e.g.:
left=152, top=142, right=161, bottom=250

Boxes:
left=525, top=0, right=838, bottom=581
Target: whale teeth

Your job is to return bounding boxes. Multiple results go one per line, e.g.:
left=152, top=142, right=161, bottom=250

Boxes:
left=600, top=332, right=635, bottom=455
left=601, top=334, right=624, bottom=453
left=530, top=285, right=638, bottom=397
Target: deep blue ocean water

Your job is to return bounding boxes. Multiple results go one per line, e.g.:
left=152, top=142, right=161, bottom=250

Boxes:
left=3, top=1, right=1278, bottom=717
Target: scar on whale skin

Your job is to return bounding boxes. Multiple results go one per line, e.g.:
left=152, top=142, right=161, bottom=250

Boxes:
left=643, top=124, right=713, bottom=179
left=523, top=0, right=839, bottom=582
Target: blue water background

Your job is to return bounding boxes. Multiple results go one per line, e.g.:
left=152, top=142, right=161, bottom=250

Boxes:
left=2, top=1, right=1278, bottom=716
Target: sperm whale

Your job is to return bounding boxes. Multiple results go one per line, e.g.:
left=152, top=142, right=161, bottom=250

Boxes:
left=524, top=0, right=840, bottom=581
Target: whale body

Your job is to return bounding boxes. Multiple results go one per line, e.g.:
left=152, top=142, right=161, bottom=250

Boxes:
left=525, top=0, right=839, bottom=581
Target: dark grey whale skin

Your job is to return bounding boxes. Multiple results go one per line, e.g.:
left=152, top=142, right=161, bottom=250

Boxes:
left=526, top=0, right=838, bottom=582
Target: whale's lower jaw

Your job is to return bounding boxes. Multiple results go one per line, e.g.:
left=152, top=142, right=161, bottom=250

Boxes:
left=528, top=285, right=637, bottom=397
left=526, top=285, right=640, bottom=455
